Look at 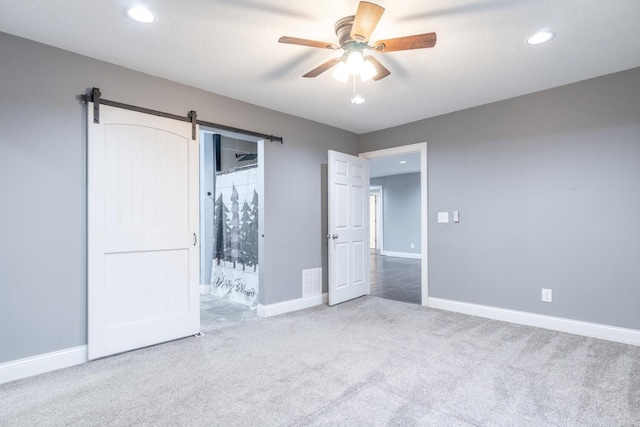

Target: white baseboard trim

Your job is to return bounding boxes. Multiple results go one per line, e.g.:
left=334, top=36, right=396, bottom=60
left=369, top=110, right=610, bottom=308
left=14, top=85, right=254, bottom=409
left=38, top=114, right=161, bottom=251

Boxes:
left=428, top=297, right=640, bottom=347
left=0, top=345, right=88, bottom=385
left=199, top=284, right=212, bottom=295
left=380, top=251, right=421, bottom=259
left=257, top=293, right=327, bottom=318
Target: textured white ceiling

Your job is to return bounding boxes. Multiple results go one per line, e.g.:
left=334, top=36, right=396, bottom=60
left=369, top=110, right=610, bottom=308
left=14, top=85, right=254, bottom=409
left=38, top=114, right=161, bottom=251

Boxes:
left=1, top=0, right=639, bottom=134
left=370, top=153, right=421, bottom=178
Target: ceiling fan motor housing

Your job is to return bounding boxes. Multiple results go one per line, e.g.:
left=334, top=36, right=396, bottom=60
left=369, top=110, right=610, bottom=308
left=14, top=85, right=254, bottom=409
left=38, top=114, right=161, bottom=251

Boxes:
left=334, top=16, right=356, bottom=47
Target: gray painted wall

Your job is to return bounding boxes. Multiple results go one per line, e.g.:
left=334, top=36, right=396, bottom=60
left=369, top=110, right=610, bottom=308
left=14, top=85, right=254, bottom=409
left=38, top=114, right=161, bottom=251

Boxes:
left=359, top=67, right=640, bottom=331
left=370, top=173, right=421, bottom=254
left=0, top=32, right=358, bottom=363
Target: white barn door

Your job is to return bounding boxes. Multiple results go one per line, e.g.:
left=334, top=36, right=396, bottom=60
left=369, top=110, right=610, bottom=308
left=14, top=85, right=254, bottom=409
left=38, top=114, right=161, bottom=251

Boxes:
left=88, top=104, right=200, bottom=360
left=328, top=150, right=370, bottom=306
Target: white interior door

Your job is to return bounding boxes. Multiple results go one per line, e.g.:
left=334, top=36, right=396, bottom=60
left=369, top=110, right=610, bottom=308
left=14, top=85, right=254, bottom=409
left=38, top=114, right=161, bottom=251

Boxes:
left=88, top=103, right=200, bottom=360
left=328, top=150, right=370, bottom=306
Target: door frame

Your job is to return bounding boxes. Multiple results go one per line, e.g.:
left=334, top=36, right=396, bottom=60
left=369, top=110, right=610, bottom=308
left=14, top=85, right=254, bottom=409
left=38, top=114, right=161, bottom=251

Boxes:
left=199, top=131, right=215, bottom=294
left=360, top=142, right=428, bottom=306
left=369, top=186, right=383, bottom=253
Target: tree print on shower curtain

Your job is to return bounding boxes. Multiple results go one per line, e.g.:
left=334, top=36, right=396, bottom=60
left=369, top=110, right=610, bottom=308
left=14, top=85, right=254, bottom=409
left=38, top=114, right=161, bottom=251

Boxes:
left=210, top=167, right=259, bottom=307
left=249, top=189, right=259, bottom=272
left=228, top=185, right=240, bottom=268
left=239, top=200, right=251, bottom=271
left=213, top=193, right=230, bottom=266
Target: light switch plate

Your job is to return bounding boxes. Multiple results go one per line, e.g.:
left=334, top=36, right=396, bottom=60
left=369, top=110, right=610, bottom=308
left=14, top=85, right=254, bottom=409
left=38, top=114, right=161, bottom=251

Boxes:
left=453, top=211, right=460, bottom=223
left=437, top=212, right=449, bottom=223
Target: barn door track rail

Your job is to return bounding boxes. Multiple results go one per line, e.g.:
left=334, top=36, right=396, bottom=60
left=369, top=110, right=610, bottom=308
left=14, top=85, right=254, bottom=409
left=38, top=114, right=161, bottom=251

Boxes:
left=80, top=87, right=284, bottom=143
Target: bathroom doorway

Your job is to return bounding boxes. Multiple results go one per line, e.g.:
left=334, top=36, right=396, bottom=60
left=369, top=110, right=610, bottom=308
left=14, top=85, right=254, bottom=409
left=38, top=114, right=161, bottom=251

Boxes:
left=199, top=129, right=263, bottom=331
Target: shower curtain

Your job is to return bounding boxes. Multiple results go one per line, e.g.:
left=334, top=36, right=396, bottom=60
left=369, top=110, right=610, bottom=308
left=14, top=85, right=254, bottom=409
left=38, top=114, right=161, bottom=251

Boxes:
left=210, top=166, right=259, bottom=308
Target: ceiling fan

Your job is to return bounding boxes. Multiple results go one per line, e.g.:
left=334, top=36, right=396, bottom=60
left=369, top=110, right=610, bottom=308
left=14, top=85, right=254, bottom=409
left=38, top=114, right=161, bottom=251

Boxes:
left=278, top=1, right=437, bottom=83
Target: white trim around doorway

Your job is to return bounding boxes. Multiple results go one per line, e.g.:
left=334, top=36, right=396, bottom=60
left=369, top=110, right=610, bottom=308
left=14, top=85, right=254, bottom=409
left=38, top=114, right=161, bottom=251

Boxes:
left=360, top=142, right=428, bottom=306
left=369, top=185, right=383, bottom=253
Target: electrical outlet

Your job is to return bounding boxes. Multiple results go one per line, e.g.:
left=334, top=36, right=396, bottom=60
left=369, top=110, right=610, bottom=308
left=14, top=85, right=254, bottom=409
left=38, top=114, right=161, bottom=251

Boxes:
left=437, top=212, right=449, bottom=223
left=410, top=243, right=415, bottom=249
left=541, top=288, right=553, bottom=303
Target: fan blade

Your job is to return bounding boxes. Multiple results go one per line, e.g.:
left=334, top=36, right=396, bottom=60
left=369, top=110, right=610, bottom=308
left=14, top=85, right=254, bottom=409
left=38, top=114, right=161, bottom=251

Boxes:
left=278, top=36, right=337, bottom=50
left=365, top=56, right=391, bottom=81
left=350, top=1, right=385, bottom=43
left=303, top=58, right=341, bottom=78
left=373, top=32, right=437, bottom=52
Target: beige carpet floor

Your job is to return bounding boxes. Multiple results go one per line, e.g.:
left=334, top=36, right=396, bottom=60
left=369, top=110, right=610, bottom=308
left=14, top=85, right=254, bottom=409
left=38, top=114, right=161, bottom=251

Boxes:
left=1, top=296, right=639, bottom=426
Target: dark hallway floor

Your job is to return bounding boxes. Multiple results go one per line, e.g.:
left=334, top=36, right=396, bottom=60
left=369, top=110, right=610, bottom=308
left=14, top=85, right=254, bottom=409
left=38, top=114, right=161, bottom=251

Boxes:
left=370, top=253, right=421, bottom=304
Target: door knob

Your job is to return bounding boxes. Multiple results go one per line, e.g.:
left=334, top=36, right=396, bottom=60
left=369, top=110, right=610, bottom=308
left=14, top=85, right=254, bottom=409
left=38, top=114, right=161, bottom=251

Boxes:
left=332, top=234, right=338, bottom=239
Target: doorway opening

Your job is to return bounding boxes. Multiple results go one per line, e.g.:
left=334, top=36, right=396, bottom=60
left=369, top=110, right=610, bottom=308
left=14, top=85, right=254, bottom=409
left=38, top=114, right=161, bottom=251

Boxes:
left=360, top=143, right=428, bottom=306
left=199, top=129, right=264, bottom=331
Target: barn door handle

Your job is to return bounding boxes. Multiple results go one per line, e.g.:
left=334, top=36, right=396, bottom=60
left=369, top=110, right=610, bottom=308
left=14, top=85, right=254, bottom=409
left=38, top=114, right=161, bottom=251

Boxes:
left=193, top=233, right=198, bottom=246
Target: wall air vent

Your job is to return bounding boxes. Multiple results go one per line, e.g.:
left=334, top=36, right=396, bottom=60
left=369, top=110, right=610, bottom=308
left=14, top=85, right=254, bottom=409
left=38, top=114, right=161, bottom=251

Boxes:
left=302, top=268, right=322, bottom=297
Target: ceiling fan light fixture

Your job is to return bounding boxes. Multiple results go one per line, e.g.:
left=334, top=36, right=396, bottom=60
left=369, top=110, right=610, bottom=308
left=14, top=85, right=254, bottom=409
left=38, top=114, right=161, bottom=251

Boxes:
left=127, top=6, right=155, bottom=23
left=350, top=94, right=366, bottom=105
left=346, top=51, right=365, bottom=75
left=527, top=31, right=555, bottom=45
left=360, top=59, right=377, bottom=82
left=332, top=61, right=350, bottom=83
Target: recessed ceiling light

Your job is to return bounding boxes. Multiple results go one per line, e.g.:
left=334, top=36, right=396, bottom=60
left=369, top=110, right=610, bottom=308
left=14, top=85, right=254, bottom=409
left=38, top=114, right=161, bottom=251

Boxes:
left=527, top=31, right=555, bottom=45
left=350, top=94, right=366, bottom=105
left=127, top=6, right=155, bottom=24
left=399, top=160, right=407, bottom=164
